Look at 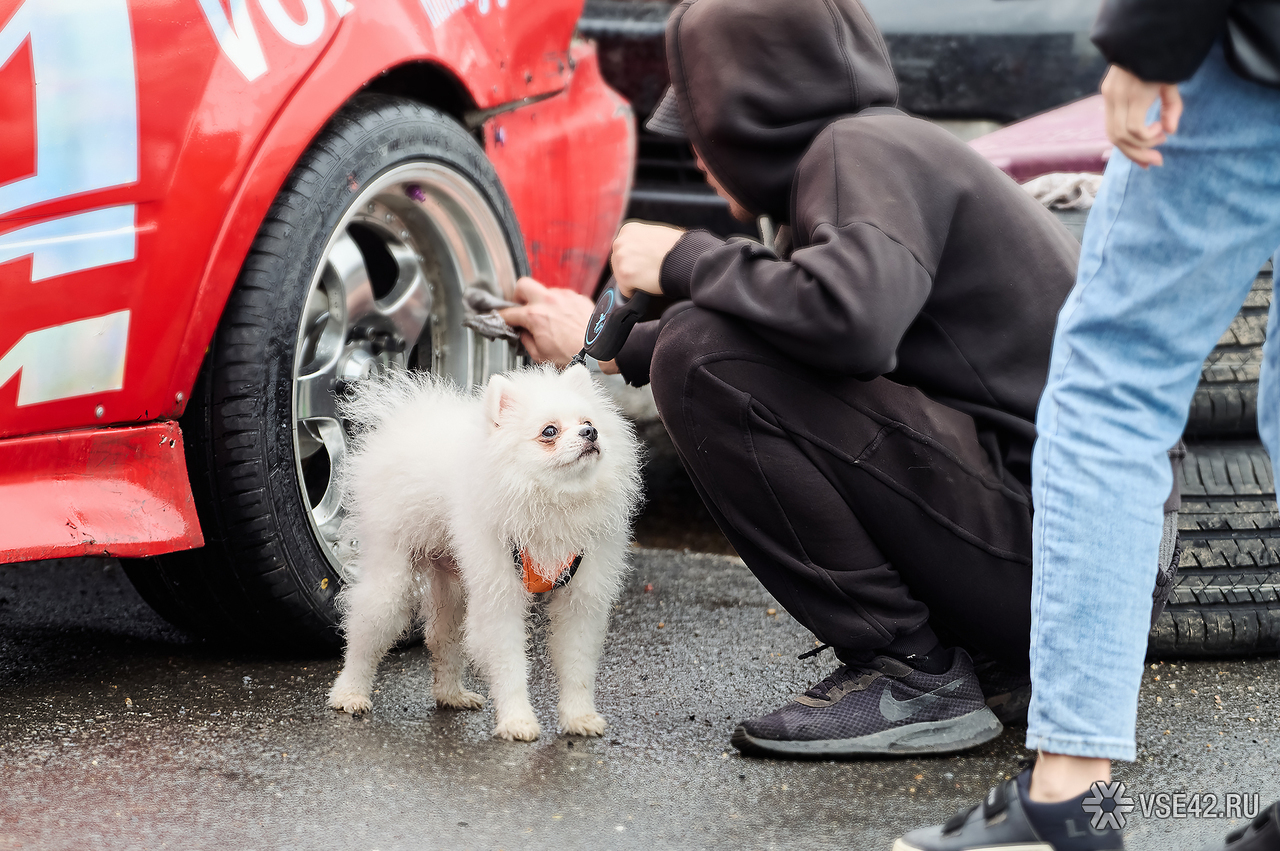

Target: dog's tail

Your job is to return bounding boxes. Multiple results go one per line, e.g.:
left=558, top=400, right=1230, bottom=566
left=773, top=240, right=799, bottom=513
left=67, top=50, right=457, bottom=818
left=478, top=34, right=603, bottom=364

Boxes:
left=338, top=369, right=460, bottom=436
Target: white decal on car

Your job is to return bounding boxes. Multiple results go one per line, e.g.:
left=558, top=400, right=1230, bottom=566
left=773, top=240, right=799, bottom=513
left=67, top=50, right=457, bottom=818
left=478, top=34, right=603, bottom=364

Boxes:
left=0, top=0, right=138, bottom=218
left=197, top=0, right=353, bottom=81
left=420, top=0, right=505, bottom=29
left=196, top=0, right=269, bottom=81
left=0, top=206, right=137, bottom=283
left=258, top=0, right=326, bottom=46
left=0, top=311, right=130, bottom=407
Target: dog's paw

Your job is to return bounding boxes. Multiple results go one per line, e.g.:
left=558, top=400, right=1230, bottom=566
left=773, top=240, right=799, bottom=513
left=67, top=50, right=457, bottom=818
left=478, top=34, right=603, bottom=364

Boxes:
left=435, top=688, right=485, bottom=710
left=561, top=712, right=607, bottom=737
left=493, top=714, right=541, bottom=742
left=328, top=685, right=373, bottom=716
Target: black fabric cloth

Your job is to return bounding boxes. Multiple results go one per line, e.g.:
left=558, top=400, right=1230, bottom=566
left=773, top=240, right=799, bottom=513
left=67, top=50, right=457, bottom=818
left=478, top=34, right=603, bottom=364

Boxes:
left=650, top=307, right=1036, bottom=668
left=1092, top=0, right=1280, bottom=87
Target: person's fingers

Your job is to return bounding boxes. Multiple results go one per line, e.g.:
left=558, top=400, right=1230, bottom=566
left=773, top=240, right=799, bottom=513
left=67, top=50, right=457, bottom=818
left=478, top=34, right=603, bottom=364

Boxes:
left=1115, top=138, right=1162, bottom=169
left=496, top=305, right=530, bottom=329
left=1104, top=81, right=1128, bottom=149
left=514, top=276, right=547, bottom=304
left=519, top=330, right=543, bottom=364
left=1125, top=92, right=1160, bottom=144
left=1161, top=84, right=1183, bottom=135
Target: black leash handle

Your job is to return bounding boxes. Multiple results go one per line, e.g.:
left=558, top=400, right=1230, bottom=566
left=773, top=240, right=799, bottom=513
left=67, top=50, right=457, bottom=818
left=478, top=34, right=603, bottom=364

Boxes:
left=576, top=278, right=651, bottom=364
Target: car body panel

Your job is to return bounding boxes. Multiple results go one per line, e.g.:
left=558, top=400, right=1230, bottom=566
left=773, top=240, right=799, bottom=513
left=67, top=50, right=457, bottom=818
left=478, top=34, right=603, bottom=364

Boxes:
left=969, top=95, right=1110, bottom=182
left=0, top=0, right=635, bottom=561
left=0, top=421, right=202, bottom=563
left=487, top=42, right=634, bottom=296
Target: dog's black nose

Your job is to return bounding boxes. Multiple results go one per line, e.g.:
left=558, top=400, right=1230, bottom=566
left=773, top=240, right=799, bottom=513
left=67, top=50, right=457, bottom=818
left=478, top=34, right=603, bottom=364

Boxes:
left=580, top=425, right=598, bottom=443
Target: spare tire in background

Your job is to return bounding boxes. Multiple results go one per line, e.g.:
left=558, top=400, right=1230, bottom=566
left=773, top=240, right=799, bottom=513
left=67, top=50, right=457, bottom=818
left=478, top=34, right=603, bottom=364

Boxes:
left=1186, top=264, right=1272, bottom=438
left=1151, top=441, right=1280, bottom=658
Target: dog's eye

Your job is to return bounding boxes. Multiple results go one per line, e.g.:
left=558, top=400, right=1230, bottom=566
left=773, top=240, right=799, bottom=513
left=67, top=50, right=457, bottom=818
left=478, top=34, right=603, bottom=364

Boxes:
left=541, top=425, right=558, bottom=440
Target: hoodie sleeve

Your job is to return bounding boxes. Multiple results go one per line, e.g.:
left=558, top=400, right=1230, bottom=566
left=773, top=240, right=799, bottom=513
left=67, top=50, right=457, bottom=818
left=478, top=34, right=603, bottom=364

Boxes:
left=659, top=127, right=935, bottom=376
left=1092, top=0, right=1233, bottom=83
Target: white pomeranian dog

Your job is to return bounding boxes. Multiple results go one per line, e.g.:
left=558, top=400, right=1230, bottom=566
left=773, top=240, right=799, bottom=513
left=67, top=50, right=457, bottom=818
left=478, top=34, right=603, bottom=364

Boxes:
left=327, top=363, right=641, bottom=742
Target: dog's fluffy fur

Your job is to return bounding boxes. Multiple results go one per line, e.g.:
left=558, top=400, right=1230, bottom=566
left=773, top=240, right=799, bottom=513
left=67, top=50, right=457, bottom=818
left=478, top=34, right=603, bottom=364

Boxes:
left=327, top=364, right=641, bottom=741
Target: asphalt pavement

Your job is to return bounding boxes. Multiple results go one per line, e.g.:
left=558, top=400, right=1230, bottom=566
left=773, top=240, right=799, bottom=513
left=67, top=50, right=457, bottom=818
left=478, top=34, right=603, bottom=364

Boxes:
left=1, top=548, right=1277, bottom=851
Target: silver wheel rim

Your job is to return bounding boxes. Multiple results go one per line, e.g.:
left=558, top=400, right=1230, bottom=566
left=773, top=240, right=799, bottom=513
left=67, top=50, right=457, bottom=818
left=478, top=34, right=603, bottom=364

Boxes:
left=291, top=162, right=519, bottom=578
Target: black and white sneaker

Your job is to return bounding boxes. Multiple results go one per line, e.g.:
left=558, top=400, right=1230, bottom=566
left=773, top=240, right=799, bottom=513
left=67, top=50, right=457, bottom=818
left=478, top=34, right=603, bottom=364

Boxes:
left=896, top=771, right=1125, bottom=851
left=730, top=648, right=1002, bottom=758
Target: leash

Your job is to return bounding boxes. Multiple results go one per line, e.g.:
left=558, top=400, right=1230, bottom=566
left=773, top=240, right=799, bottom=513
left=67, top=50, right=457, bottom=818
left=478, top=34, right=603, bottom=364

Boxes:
left=511, top=546, right=584, bottom=594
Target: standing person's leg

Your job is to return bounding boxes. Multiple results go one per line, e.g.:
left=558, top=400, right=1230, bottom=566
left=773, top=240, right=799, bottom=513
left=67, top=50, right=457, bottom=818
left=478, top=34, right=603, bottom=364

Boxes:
left=1027, top=44, right=1280, bottom=777
left=1256, top=255, right=1280, bottom=464
left=897, top=42, right=1280, bottom=851
left=649, top=306, right=1036, bottom=757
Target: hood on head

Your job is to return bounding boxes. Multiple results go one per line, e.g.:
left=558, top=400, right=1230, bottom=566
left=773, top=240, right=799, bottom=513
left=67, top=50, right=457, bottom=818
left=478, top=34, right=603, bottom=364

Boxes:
left=665, top=0, right=897, bottom=222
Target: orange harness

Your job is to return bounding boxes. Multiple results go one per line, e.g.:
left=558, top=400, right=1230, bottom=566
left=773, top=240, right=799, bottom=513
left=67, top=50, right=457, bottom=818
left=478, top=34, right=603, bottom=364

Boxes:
left=514, top=548, right=584, bottom=594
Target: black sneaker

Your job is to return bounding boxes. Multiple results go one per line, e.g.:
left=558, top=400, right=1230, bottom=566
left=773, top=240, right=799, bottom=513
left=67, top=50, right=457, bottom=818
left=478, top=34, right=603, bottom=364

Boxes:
left=730, top=648, right=1002, bottom=758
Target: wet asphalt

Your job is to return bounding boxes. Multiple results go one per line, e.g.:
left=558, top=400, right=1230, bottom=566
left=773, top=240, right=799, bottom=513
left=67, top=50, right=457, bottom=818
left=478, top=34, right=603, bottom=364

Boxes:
left=1, top=552, right=1276, bottom=851
left=2, top=423, right=1278, bottom=850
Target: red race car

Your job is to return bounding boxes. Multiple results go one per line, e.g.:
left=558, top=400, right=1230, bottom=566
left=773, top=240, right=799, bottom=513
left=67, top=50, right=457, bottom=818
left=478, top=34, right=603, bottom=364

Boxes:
left=0, top=0, right=634, bottom=649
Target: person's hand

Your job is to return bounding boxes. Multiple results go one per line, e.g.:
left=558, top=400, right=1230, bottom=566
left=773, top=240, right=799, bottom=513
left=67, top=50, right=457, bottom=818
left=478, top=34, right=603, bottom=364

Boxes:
left=610, top=222, right=685, bottom=297
left=496, top=277, right=619, bottom=373
left=1100, top=64, right=1183, bottom=169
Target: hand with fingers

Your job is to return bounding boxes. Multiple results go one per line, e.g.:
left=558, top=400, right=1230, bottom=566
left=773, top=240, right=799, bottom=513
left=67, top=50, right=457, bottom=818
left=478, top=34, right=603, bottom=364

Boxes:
left=1100, top=64, right=1183, bottom=169
left=496, top=277, right=619, bottom=372
left=610, top=222, right=685, bottom=298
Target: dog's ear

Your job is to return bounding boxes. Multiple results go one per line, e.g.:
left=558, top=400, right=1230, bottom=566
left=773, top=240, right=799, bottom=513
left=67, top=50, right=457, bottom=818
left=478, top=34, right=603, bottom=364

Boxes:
left=484, top=374, right=516, bottom=428
left=563, top=362, right=595, bottom=395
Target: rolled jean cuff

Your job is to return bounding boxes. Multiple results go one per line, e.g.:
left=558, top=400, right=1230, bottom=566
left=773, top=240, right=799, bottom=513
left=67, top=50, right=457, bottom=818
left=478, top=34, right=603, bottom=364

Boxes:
left=1024, top=731, right=1137, bottom=762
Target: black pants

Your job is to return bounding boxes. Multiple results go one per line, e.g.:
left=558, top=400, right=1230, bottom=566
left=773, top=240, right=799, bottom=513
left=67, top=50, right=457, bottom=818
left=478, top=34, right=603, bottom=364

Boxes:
left=649, top=307, right=1035, bottom=670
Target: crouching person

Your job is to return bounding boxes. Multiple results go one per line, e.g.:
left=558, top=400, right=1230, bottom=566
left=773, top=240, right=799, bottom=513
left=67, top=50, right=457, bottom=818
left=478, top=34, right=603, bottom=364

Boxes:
left=501, top=0, right=1173, bottom=759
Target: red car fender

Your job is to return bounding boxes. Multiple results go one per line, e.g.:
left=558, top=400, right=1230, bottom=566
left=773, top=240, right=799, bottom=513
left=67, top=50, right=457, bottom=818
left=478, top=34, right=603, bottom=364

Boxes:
left=487, top=41, right=636, bottom=296
left=168, top=0, right=583, bottom=420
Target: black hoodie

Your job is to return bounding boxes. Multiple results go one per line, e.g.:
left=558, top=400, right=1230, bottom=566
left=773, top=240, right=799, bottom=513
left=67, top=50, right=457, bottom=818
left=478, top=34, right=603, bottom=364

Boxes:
left=615, top=0, right=1081, bottom=490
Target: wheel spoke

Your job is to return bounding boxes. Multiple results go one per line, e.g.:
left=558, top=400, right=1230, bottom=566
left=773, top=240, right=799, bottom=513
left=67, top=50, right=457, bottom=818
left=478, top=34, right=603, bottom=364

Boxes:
left=326, top=230, right=375, bottom=322
left=296, top=361, right=341, bottom=423
left=379, top=266, right=433, bottom=349
left=310, top=419, right=347, bottom=533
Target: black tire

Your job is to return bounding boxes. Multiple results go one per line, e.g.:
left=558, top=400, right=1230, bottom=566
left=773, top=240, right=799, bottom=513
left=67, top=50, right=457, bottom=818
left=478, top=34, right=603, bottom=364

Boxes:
left=1149, top=441, right=1280, bottom=658
left=122, top=95, right=527, bottom=652
left=1185, top=266, right=1272, bottom=438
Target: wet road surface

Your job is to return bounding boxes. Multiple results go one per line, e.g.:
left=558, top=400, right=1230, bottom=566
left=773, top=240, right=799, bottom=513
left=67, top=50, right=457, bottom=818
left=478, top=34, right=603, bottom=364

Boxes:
left=1, top=553, right=1276, bottom=851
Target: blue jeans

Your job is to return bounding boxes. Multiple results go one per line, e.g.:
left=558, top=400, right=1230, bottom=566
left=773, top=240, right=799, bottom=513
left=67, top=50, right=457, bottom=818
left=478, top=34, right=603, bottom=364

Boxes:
left=1027, top=44, right=1280, bottom=760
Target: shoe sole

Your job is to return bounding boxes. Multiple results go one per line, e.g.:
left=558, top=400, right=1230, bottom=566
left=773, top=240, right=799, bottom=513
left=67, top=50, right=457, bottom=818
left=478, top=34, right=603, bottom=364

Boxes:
left=731, top=706, right=1003, bottom=759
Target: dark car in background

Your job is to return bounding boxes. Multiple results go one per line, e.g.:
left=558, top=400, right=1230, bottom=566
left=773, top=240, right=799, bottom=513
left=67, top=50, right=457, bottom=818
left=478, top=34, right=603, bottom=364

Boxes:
left=581, top=0, right=1107, bottom=233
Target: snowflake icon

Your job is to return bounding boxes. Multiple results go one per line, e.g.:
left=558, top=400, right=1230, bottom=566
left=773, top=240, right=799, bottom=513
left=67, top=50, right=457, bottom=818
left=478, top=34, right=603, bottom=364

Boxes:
left=1082, top=780, right=1136, bottom=829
